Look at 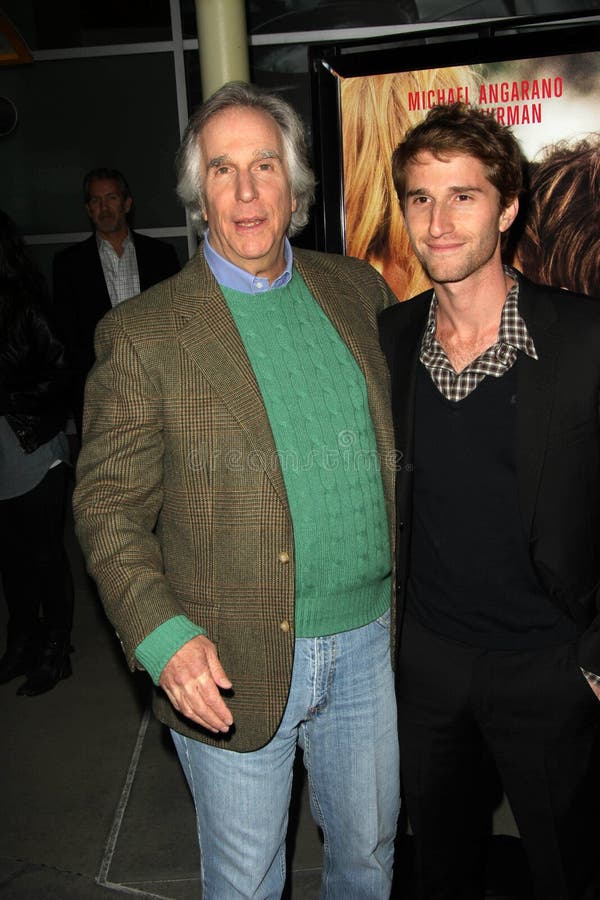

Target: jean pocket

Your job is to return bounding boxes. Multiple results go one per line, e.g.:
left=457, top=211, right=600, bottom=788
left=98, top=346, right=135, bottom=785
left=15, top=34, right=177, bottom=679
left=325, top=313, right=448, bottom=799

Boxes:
left=375, top=607, right=391, bottom=630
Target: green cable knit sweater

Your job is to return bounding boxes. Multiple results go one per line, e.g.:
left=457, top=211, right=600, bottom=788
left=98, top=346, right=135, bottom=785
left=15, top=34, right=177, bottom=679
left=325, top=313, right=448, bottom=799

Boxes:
left=222, top=269, right=390, bottom=637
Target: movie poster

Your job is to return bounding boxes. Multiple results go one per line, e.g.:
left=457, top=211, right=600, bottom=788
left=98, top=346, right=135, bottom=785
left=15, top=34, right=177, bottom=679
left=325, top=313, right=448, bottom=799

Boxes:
left=339, top=50, right=600, bottom=300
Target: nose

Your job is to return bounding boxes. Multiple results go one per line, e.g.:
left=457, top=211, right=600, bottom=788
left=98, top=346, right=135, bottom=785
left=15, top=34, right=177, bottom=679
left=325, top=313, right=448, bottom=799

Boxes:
left=236, top=170, right=258, bottom=203
left=428, top=202, right=453, bottom=237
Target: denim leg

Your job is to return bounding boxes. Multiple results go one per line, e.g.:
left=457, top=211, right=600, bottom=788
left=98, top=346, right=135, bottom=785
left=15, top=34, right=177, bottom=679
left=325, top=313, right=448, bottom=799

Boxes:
left=171, top=611, right=399, bottom=900
left=299, top=610, right=400, bottom=899
left=171, top=726, right=295, bottom=899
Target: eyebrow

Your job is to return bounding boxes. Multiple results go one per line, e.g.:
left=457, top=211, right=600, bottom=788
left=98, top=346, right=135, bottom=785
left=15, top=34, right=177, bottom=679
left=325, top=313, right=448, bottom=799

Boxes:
left=406, top=185, right=484, bottom=198
left=206, top=149, right=281, bottom=169
left=89, top=192, right=119, bottom=200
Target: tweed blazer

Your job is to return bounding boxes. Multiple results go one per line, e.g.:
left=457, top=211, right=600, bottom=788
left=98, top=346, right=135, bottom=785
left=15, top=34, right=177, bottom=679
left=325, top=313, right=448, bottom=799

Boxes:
left=74, top=246, right=397, bottom=751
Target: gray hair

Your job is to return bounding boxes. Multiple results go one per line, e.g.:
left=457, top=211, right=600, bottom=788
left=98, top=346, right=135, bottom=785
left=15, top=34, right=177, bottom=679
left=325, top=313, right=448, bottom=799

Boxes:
left=83, top=168, right=132, bottom=203
left=175, top=81, right=315, bottom=237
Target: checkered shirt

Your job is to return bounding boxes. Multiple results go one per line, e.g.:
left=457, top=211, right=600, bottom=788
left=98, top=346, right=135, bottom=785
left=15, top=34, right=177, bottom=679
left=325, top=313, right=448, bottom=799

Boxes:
left=420, top=268, right=538, bottom=402
left=97, top=231, right=140, bottom=307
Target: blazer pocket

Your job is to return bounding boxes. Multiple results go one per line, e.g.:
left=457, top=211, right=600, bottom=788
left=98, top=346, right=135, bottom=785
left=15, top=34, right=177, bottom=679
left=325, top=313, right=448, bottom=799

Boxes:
left=184, top=601, right=220, bottom=644
left=546, top=418, right=598, bottom=450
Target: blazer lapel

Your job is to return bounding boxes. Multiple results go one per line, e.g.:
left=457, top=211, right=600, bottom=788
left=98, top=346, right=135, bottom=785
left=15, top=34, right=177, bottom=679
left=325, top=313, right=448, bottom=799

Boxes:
left=293, top=251, right=391, bottom=423
left=383, top=295, right=431, bottom=475
left=172, top=252, right=289, bottom=510
left=516, top=278, right=561, bottom=539
left=392, top=306, right=428, bottom=468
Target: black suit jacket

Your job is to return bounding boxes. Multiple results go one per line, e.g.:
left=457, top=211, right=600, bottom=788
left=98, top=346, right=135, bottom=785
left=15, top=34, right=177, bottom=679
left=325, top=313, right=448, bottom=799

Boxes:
left=52, top=231, right=180, bottom=429
left=379, top=273, right=600, bottom=673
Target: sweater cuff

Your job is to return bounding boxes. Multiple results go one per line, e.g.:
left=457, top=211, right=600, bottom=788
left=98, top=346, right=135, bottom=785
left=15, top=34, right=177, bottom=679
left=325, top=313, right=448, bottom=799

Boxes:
left=135, top=615, right=206, bottom=685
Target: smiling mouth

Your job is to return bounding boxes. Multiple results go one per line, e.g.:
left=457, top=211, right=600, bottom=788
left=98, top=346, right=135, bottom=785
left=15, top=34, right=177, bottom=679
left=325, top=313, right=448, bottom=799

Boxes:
left=235, top=218, right=265, bottom=228
left=427, top=242, right=463, bottom=251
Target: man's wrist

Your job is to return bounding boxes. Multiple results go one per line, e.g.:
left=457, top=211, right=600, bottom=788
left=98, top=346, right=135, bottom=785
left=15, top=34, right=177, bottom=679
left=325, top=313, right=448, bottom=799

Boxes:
left=135, top=615, right=206, bottom=684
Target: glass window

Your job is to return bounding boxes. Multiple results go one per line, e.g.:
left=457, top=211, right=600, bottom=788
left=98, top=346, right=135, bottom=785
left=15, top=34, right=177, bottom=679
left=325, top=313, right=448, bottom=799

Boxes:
left=1, top=52, right=184, bottom=235
left=2, top=0, right=173, bottom=52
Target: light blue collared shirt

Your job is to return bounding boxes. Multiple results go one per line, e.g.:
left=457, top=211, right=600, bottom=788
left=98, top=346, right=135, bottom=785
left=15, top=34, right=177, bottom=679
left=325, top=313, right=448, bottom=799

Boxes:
left=203, top=232, right=293, bottom=293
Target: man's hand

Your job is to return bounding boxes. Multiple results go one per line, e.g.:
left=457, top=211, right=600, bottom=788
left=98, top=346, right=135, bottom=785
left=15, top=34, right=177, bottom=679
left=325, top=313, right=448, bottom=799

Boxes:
left=159, top=635, right=233, bottom=733
left=586, top=676, right=600, bottom=701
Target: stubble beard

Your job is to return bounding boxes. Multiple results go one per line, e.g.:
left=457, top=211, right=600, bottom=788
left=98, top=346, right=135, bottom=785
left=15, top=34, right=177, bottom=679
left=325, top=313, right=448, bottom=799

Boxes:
left=418, top=238, right=499, bottom=287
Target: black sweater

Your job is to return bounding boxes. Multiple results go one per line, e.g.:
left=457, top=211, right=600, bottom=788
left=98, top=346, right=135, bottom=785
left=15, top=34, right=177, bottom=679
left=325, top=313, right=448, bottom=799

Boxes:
left=408, top=362, right=577, bottom=650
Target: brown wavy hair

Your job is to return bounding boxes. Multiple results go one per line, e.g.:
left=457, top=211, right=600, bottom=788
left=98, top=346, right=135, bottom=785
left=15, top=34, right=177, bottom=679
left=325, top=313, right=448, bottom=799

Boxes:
left=516, top=136, right=600, bottom=297
left=391, top=101, right=524, bottom=212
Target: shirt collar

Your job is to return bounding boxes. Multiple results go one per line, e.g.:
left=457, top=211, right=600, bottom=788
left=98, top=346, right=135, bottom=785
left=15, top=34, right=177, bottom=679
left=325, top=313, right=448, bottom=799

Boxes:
left=422, top=266, right=537, bottom=361
left=96, top=228, right=132, bottom=254
left=96, top=231, right=133, bottom=258
left=203, top=233, right=293, bottom=293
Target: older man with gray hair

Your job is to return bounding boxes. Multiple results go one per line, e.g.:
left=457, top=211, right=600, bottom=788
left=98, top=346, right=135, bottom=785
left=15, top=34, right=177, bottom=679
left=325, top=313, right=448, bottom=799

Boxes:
left=73, top=81, right=399, bottom=898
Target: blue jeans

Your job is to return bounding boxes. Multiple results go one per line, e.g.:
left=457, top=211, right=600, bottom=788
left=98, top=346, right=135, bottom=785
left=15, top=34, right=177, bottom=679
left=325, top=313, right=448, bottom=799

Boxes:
left=171, top=610, right=399, bottom=899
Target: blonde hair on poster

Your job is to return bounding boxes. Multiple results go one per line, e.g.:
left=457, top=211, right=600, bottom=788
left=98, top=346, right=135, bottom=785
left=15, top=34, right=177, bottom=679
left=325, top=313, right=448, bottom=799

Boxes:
left=341, top=68, right=481, bottom=300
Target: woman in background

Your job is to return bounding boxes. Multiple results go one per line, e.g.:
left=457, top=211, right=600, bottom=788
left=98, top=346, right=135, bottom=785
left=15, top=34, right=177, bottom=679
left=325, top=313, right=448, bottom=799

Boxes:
left=0, top=210, right=74, bottom=696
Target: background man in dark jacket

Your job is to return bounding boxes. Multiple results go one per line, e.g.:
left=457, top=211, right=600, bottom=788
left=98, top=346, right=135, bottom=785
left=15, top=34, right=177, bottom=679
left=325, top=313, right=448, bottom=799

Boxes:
left=52, top=168, right=180, bottom=434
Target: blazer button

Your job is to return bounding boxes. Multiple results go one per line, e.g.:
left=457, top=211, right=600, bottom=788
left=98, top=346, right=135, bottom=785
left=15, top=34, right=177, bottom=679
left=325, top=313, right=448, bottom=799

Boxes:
left=279, top=620, right=291, bottom=633
left=278, top=550, right=290, bottom=563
